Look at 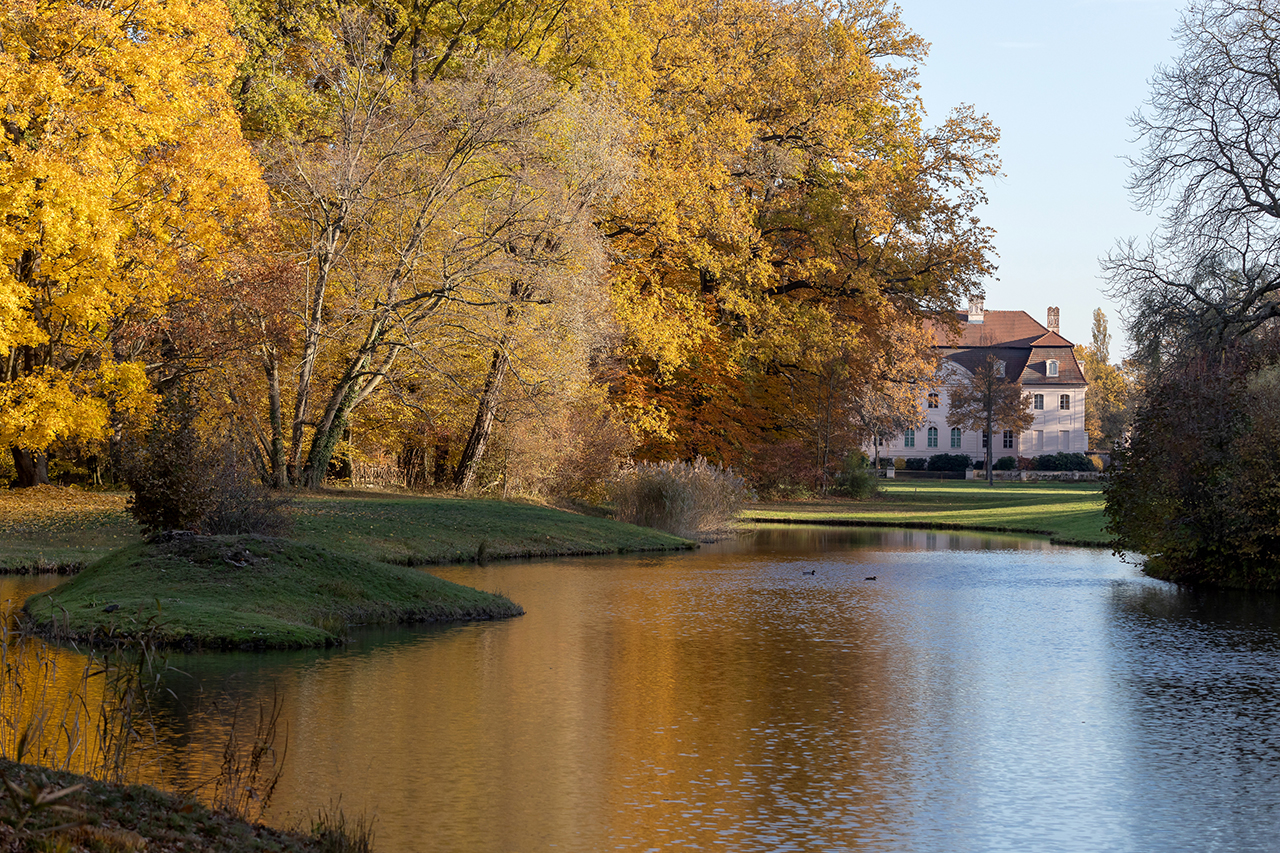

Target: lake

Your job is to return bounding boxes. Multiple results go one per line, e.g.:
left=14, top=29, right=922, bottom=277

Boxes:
left=6, top=526, right=1280, bottom=852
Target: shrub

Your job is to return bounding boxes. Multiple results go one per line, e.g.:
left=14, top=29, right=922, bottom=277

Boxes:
left=200, top=446, right=294, bottom=537
left=121, top=389, right=221, bottom=533
left=122, top=388, right=291, bottom=535
left=893, top=457, right=906, bottom=470
left=904, top=457, right=927, bottom=471
left=927, top=453, right=971, bottom=472
left=746, top=440, right=822, bottom=499
left=1031, top=452, right=1094, bottom=472
left=830, top=451, right=878, bottom=499
left=993, top=455, right=1017, bottom=471
left=613, top=457, right=753, bottom=538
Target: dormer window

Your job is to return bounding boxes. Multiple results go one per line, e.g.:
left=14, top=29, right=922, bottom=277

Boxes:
left=1047, top=360, right=1059, bottom=378
left=927, top=392, right=939, bottom=409
left=995, top=360, right=1006, bottom=378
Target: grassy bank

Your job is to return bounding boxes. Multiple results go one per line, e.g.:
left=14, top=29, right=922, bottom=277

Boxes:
left=23, top=533, right=526, bottom=648
left=745, top=481, right=1111, bottom=546
left=0, top=486, right=691, bottom=573
left=0, top=758, right=351, bottom=852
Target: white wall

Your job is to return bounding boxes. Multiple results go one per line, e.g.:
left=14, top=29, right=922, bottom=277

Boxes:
left=871, top=381, right=1088, bottom=462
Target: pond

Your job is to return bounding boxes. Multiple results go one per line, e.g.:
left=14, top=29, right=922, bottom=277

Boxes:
left=6, top=526, right=1280, bottom=852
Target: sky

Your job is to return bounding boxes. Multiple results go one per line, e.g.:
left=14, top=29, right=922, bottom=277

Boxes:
left=895, top=0, right=1187, bottom=358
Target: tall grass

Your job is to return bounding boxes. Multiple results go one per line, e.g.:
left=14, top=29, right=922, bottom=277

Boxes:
left=0, top=606, right=289, bottom=827
left=612, top=457, right=753, bottom=539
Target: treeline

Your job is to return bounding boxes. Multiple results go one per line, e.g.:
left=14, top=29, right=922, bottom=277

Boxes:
left=0, top=0, right=998, bottom=497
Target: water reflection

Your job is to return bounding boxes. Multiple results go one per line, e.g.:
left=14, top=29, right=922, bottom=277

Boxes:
left=3, top=530, right=1280, bottom=852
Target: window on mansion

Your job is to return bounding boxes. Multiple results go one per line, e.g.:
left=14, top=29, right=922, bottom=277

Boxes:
left=950, top=427, right=962, bottom=448
left=995, top=360, right=1006, bottom=377
left=1003, top=430, right=1014, bottom=449
left=905, top=428, right=915, bottom=448
left=927, top=427, right=938, bottom=447
left=1059, top=394, right=1071, bottom=410
left=927, top=392, right=940, bottom=409
left=1047, top=360, right=1059, bottom=377
left=1034, top=394, right=1044, bottom=410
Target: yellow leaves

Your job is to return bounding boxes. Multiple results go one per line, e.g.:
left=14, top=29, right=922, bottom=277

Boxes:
left=0, top=371, right=110, bottom=451
left=0, top=0, right=269, bottom=454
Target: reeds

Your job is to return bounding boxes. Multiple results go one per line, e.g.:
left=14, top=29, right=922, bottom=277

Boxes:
left=612, top=457, right=753, bottom=539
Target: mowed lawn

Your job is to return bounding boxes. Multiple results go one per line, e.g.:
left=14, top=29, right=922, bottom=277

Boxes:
left=745, top=480, right=1112, bottom=546
left=0, top=486, right=690, bottom=572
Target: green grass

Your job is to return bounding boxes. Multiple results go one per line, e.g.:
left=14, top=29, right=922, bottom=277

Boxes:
left=23, top=533, right=526, bottom=648
left=745, top=480, right=1112, bottom=546
left=0, top=486, right=692, bottom=572
left=290, top=490, right=692, bottom=565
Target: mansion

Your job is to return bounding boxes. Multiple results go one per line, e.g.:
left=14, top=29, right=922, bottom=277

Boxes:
left=877, top=300, right=1088, bottom=462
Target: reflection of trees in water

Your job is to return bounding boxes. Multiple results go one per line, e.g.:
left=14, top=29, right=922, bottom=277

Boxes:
left=1110, top=580, right=1280, bottom=634
left=744, top=525, right=1051, bottom=553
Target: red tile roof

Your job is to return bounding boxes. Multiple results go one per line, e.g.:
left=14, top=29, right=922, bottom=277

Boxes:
left=929, top=310, right=1086, bottom=386
left=927, top=310, right=1075, bottom=348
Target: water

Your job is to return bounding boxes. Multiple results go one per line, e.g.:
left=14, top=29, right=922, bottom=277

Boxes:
left=7, top=527, right=1280, bottom=851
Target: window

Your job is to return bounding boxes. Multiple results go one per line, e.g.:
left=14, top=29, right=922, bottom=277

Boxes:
left=1034, top=394, right=1044, bottom=410
left=1034, top=430, right=1044, bottom=451
left=1003, top=430, right=1014, bottom=449
left=904, top=428, right=915, bottom=448
left=927, top=392, right=939, bottom=409
left=995, top=360, right=1006, bottom=377
left=1059, top=394, right=1071, bottom=410
left=1047, top=360, right=1059, bottom=378
left=927, top=427, right=938, bottom=448
left=951, top=427, right=962, bottom=448
left=1060, top=430, right=1070, bottom=450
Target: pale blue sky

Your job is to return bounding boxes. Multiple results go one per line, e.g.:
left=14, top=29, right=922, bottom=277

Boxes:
left=898, top=0, right=1186, bottom=357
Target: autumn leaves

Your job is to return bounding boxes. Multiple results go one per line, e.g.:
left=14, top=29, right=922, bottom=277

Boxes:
left=0, top=0, right=999, bottom=493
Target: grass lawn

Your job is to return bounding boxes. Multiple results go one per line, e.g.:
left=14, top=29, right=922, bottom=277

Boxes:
left=745, top=480, right=1112, bottom=546
left=23, top=533, right=525, bottom=648
left=0, top=486, right=691, bottom=572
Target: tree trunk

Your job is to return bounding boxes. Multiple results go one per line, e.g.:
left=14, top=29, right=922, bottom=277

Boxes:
left=11, top=447, right=49, bottom=487
left=265, top=351, right=288, bottom=488
left=453, top=347, right=511, bottom=492
left=432, top=434, right=452, bottom=486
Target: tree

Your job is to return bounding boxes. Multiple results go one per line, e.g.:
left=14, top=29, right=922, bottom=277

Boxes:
left=1075, top=309, right=1130, bottom=450
left=1105, top=0, right=1280, bottom=360
left=945, top=354, right=1034, bottom=485
left=604, top=0, right=999, bottom=477
left=1106, top=337, right=1280, bottom=587
left=1103, top=0, right=1280, bottom=583
left=0, top=0, right=269, bottom=486
left=259, top=15, right=627, bottom=487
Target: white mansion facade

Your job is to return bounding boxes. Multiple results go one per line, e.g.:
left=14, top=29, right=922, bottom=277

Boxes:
left=877, top=301, right=1088, bottom=462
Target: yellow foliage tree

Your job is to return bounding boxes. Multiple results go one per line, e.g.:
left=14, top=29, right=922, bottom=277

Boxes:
left=0, top=0, right=268, bottom=485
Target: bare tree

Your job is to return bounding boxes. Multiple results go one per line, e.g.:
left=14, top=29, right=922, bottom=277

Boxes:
left=945, top=354, right=1033, bottom=485
left=1106, top=0, right=1280, bottom=361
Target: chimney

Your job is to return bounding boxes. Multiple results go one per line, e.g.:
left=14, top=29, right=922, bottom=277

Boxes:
left=967, top=296, right=985, bottom=324
left=1047, top=306, right=1060, bottom=334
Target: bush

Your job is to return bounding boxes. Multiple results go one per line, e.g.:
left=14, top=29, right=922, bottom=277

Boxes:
left=122, top=388, right=292, bottom=535
left=1030, top=452, right=1094, bottom=472
left=746, top=440, right=822, bottom=499
left=904, top=457, right=926, bottom=471
left=927, top=453, right=972, bottom=472
left=892, top=457, right=905, bottom=470
left=613, top=457, right=753, bottom=538
left=993, top=455, right=1017, bottom=471
left=830, top=451, right=878, bottom=499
